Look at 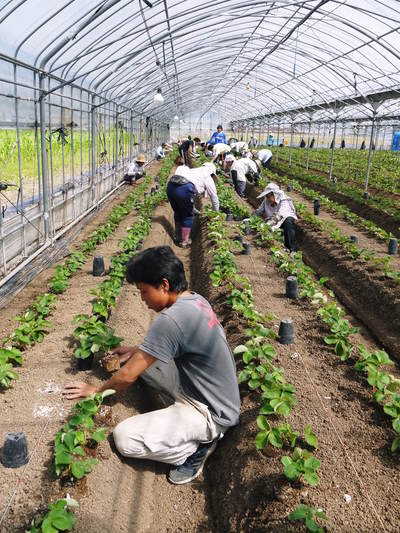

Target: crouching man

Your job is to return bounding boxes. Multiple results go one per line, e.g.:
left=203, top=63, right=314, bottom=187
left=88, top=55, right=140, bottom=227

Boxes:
left=63, top=246, right=240, bottom=485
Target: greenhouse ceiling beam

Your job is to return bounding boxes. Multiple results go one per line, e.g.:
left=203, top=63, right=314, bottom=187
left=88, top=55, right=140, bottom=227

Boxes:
left=199, top=0, right=330, bottom=120
left=38, top=0, right=123, bottom=70
left=232, top=87, right=400, bottom=123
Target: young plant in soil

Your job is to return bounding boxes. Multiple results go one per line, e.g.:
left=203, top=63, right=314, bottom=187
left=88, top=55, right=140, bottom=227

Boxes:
left=54, top=390, right=114, bottom=480
left=281, top=447, right=321, bottom=486
left=72, top=314, right=122, bottom=360
left=288, top=504, right=327, bottom=533
left=28, top=497, right=78, bottom=533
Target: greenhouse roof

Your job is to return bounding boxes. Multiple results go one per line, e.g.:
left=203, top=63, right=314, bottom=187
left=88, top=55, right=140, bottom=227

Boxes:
left=1, top=0, right=400, bottom=123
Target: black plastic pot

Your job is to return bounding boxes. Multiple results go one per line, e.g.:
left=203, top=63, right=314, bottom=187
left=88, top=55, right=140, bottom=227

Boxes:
left=350, top=235, right=358, bottom=244
left=154, top=175, right=159, bottom=183
left=136, top=243, right=143, bottom=251
left=313, top=199, right=320, bottom=216
left=363, top=191, right=370, bottom=199
left=242, top=242, right=251, bottom=255
left=234, top=235, right=243, bottom=243
left=388, top=237, right=398, bottom=255
left=287, top=185, right=292, bottom=192
left=93, top=255, right=105, bottom=276
left=151, top=187, right=156, bottom=194
left=285, top=276, right=298, bottom=299
left=226, top=212, right=234, bottom=222
left=77, top=353, right=94, bottom=371
left=278, top=319, right=295, bottom=345
left=1, top=432, right=29, bottom=468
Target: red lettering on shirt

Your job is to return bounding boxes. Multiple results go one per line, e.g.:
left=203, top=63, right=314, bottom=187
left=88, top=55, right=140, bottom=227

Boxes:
left=193, top=300, right=220, bottom=329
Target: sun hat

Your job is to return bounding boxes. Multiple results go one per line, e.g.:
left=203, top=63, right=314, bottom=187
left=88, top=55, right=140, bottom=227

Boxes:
left=257, top=182, right=281, bottom=199
left=135, top=153, right=146, bottom=163
left=225, top=154, right=236, bottom=163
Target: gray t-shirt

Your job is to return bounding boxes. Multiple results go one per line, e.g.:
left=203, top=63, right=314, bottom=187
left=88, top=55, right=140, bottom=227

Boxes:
left=140, top=293, right=240, bottom=427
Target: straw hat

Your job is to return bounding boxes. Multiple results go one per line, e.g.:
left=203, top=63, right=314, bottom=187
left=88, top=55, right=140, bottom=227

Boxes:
left=136, top=153, right=146, bottom=163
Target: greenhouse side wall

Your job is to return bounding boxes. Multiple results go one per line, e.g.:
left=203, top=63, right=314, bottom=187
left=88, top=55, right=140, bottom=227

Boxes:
left=0, top=55, right=169, bottom=280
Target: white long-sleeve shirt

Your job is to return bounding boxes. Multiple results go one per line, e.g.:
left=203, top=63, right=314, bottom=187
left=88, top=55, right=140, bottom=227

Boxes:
left=175, top=165, right=219, bottom=211
left=213, top=143, right=230, bottom=157
left=155, top=146, right=165, bottom=158
left=126, top=161, right=144, bottom=176
left=230, top=157, right=258, bottom=182
left=254, top=194, right=297, bottom=227
left=257, top=149, right=273, bottom=163
left=231, top=141, right=248, bottom=153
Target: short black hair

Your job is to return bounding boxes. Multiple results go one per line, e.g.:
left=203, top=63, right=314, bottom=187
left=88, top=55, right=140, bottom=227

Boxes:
left=217, top=125, right=223, bottom=129
left=126, top=246, right=188, bottom=292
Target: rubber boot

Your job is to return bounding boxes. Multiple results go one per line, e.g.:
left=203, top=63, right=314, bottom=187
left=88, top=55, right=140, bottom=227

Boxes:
left=174, top=223, right=182, bottom=245
left=181, top=227, right=192, bottom=247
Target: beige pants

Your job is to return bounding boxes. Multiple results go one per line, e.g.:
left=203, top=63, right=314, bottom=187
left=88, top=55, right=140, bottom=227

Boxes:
left=113, top=360, right=223, bottom=465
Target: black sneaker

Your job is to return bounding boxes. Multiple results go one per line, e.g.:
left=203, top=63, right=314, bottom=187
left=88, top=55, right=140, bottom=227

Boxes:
left=168, top=439, right=218, bottom=485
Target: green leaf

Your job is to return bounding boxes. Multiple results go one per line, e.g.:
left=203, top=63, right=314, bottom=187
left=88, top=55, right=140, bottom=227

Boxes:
left=305, top=424, right=318, bottom=449
left=41, top=518, right=58, bottom=533
left=233, top=345, right=248, bottom=354
left=268, top=429, right=283, bottom=448
left=256, top=416, right=270, bottom=431
left=304, top=457, right=321, bottom=470
left=305, top=517, right=321, bottom=532
left=392, top=418, right=400, bottom=434
left=288, top=505, right=309, bottom=520
left=284, top=463, right=300, bottom=481
left=51, top=510, right=75, bottom=530
left=254, top=431, right=268, bottom=450
left=71, top=461, right=85, bottom=479
left=304, top=470, right=319, bottom=487
left=281, top=456, right=292, bottom=467
left=391, top=435, right=400, bottom=452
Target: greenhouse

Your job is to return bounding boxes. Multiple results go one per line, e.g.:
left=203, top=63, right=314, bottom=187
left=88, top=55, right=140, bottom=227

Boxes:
left=0, top=1, right=399, bottom=531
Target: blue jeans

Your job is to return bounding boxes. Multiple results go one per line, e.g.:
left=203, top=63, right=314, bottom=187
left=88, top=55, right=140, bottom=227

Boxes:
left=167, top=181, right=196, bottom=228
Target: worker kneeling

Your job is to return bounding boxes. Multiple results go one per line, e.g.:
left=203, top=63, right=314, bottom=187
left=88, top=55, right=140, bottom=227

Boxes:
left=63, top=246, right=240, bottom=485
left=254, top=182, right=298, bottom=253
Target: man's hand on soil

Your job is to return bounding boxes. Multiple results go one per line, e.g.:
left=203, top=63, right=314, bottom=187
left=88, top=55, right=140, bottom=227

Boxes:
left=63, top=382, right=98, bottom=400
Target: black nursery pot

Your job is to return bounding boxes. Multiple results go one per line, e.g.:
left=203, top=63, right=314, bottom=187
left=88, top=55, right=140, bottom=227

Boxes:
left=388, top=238, right=398, bottom=255
left=226, top=212, right=234, bottom=222
left=279, top=319, right=295, bottom=345
left=242, top=242, right=251, bottom=255
left=77, top=353, right=94, bottom=371
left=350, top=235, right=358, bottom=244
left=151, top=187, right=156, bottom=194
left=93, top=255, right=105, bottom=276
left=313, top=199, right=320, bottom=216
left=1, top=432, right=29, bottom=468
left=285, top=276, right=298, bottom=300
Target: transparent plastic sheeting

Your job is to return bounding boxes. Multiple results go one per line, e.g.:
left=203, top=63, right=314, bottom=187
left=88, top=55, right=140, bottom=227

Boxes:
left=0, top=0, right=399, bottom=124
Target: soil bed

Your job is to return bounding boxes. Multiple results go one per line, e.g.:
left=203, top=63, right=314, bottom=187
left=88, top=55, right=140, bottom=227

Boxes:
left=193, top=209, right=400, bottom=532
left=271, top=162, right=400, bottom=238
left=245, top=182, right=400, bottom=362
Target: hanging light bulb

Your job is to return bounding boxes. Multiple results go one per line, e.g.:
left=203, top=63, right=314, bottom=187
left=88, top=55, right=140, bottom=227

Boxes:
left=154, top=88, right=164, bottom=105
left=174, top=115, right=179, bottom=120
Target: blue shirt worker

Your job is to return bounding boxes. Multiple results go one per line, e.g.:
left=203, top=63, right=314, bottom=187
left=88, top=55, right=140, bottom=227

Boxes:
left=208, top=125, right=227, bottom=146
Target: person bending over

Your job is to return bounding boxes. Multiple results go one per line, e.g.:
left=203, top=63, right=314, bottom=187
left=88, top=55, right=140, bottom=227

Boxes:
left=64, top=246, right=240, bottom=485
left=124, top=153, right=146, bottom=185
left=167, top=157, right=219, bottom=247
left=254, top=182, right=298, bottom=252
left=254, top=148, right=273, bottom=169
left=225, top=154, right=259, bottom=197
